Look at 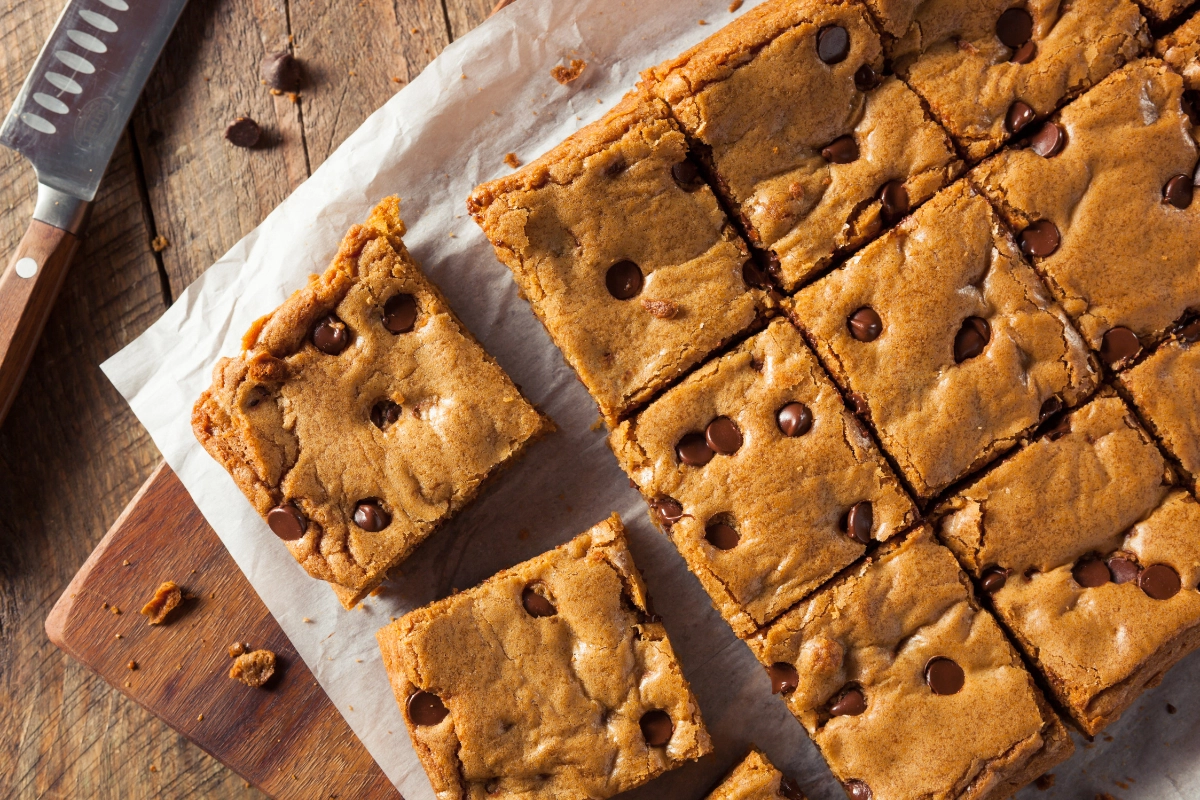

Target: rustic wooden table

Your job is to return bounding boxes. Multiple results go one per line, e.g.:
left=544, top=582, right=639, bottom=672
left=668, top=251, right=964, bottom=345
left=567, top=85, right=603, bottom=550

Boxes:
left=0, top=0, right=497, bottom=795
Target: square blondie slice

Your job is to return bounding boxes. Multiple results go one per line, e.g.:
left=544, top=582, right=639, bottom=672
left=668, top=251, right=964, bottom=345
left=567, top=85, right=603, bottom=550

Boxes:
left=643, top=0, right=961, bottom=292
left=1121, top=320, right=1200, bottom=492
left=192, top=197, right=551, bottom=608
left=935, top=393, right=1200, bottom=736
left=468, top=92, right=770, bottom=424
left=377, top=514, right=711, bottom=799
left=787, top=180, right=1097, bottom=501
left=609, top=319, right=917, bottom=638
left=876, top=0, right=1148, bottom=161
left=749, top=527, right=1072, bottom=800
left=705, top=747, right=804, bottom=800
left=1157, top=9, right=1200, bottom=92
left=971, top=59, right=1200, bottom=369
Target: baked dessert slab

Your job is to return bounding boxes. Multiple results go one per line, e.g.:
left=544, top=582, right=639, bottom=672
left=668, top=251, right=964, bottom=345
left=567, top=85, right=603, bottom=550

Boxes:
left=376, top=514, right=712, bottom=800
left=749, top=526, right=1073, bottom=800
left=787, top=180, right=1097, bottom=501
left=468, top=92, right=770, bottom=424
left=192, top=197, right=551, bottom=609
left=1157, top=8, right=1200, bottom=91
left=643, top=0, right=961, bottom=292
left=1139, top=0, right=1196, bottom=24
left=936, top=393, right=1200, bottom=735
left=609, top=318, right=917, bottom=638
left=705, top=747, right=804, bottom=800
left=877, top=0, right=1148, bottom=161
left=971, top=59, right=1200, bottom=368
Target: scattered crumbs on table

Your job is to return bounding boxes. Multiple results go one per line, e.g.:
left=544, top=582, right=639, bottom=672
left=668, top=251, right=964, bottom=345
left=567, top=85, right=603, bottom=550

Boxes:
left=114, top=634, right=122, bottom=640
left=551, top=59, right=587, bottom=85
left=229, top=650, right=276, bottom=688
left=141, top=581, right=182, bottom=625
left=699, top=19, right=708, bottom=24
left=302, top=617, right=312, bottom=623
left=197, top=713, right=204, bottom=721
left=111, top=606, right=121, bottom=615
left=151, top=235, right=169, bottom=253
left=122, top=560, right=130, bottom=566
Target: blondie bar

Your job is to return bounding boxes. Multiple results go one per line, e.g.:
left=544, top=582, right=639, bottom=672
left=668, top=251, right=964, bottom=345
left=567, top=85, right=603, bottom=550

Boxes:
left=705, top=747, right=804, bottom=800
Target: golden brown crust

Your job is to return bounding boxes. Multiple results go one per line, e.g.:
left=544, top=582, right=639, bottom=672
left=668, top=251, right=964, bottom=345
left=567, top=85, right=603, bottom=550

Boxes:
left=705, top=747, right=803, bottom=800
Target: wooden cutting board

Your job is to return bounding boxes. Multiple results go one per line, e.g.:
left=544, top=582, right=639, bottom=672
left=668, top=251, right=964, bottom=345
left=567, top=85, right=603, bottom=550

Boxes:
left=45, top=462, right=400, bottom=799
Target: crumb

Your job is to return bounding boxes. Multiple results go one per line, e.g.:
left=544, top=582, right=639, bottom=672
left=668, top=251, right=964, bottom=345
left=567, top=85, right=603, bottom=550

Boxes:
left=141, top=581, right=182, bottom=624
left=114, top=634, right=122, bottom=640
left=127, top=660, right=138, bottom=670
left=504, top=152, right=522, bottom=168
left=229, top=649, right=276, bottom=688
left=1167, top=703, right=1178, bottom=713
left=590, top=417, right=605, bottom=432
left=102, top=602, right=108, bottom=610
left=699, top=19, right=708, bottom=24
left=348, top=70, right=356, bottom=76
left=729, top=0, right=743, bottom=9
left=391, top=76, right=402, bottom=83
left=149, top=765, right=157, bottom=773
left=642, top=299, right=679, bottom=319
left=111, top=606, right=121, bottom=615
left=369, top=586, right=385, bottom=597
left=124, top=680, right=131, bottom=688
left=551, top=59, right=586, bottom=85
left=410, top=27, right=418, bottom=33
left=228, top=642, right=251, bottom=658
left=302, top=617, right=312, bottom=623
left=122, top=560, right=130, bottom=566
left=1035, top=774, right=1055, bottom=790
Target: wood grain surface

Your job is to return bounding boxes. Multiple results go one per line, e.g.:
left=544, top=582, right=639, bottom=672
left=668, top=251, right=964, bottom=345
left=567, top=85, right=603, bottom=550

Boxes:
left=0, top=0, right=493, bottom=796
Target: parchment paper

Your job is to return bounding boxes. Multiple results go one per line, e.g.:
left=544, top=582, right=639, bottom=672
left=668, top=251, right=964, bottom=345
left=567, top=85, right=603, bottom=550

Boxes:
left=102, top=0, right=1200, bottom=797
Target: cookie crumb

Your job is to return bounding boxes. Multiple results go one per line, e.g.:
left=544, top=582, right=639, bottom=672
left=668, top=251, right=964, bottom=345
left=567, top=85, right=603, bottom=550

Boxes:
left=228, top=642, right=251, bottom=658
left=504, top=152, right=522, bottom=168
left=111, top=606, right=121, bottom=615
left=141, top=581, right=182, bottom=625
left=729, top=0, right=743, bottom=10
left=1034, top=774, right=1055, bottom=790
left=127, top=660, right=138, bottom=670
left=149, top=765, right=157, bottom=773
left=122, top=559, right=130, bottom=566
left=229, top=649, right=277, bottom=688
left=1167, top=703, right=1178, bottom=713
left=197, top=713, right=204, bottom=721
left=151, top=235, right=169, bottom=253
left=551, top=59, right=586, bottom=85
left=699, top=19, right=708, bottom=24
left=302, top=617, right=312, bottom=623
left=642, top=299, right=679, bottom=320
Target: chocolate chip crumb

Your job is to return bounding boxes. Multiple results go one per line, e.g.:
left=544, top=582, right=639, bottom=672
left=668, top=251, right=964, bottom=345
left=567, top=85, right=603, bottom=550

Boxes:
left=141, top=581, right=183, bottom=625
left=551, top=59, right=586, bottom=85
left=229, top=649, right=277, bottom=688
left=261, top=50, right=302, bottom=92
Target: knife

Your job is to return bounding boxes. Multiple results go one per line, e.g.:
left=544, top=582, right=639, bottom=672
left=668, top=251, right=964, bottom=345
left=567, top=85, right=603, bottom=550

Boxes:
left=0, top=0, right=188, bottom=425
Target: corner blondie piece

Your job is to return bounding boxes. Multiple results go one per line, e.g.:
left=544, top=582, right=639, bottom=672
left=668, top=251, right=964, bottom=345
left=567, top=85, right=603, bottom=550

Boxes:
left=874, top=0, right=1148, bottom=160
left=377, top=515, right=711, bottom=800
left=468, top=92, right=769, bottom=423
left=1139, top=0, right=1196, bottom=24
left=1121, top=320, right=1200, bottom=492
left=787, top=180, right=1097, bottom=500
left=609, top=319, right=916, bottom=637
left=1157, top=9, right=1200, bottom=91
left=643, top=0, right=961, bottom=291
left=936, top=393, right=1200, bottom=735
left=971, top=59, right=1200, bottom=367
left=749, top=527, right=1073, bottom=800
left=192, top=198, right=550, bottom=608
left=705, top=747, right=804, bottom=800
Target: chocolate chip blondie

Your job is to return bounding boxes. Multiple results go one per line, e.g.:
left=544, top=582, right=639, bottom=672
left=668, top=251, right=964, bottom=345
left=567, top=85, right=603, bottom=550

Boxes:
left=376, top=514, right=711, bottom=799
left=749, top=527, right=1073, bottom=800
left=787, top=179, right=1097, bottom=501
left=643, top=0, right=961, bottom=292
left=971, top=59, right=1200, bottom=369
left=192, top=197, right=551, bottom=608
left=936, top=393, right=1200, bottom=735
left=468, top=92, right=770, bottom=424
left=609, top=319, right=916, bottom=637
left=705, top=747, right=804, bottom=800
left=1157, top=8, right=1200, bottom=92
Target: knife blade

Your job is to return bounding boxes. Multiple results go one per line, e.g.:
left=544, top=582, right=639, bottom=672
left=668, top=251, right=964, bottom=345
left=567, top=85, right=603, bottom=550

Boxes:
left=0, top=0, right=188, bottom=425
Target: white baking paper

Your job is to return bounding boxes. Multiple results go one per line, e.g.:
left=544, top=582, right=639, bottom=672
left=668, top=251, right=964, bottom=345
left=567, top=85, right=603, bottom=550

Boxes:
left=102, top=0, right=1200, bottom=797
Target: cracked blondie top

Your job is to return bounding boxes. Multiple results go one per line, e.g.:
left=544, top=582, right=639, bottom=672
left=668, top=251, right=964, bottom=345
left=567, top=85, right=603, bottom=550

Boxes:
left=609, top=319, right=916, bottom=638
left=749, top=527, right=1072, bottom=800
left=468, top=92, right=769, bottom=424
left=788, top=180, right=1097, bottom=500
left=192, top=197, right=551, bottom=608
left=936, top=393, right=1200, bottom=735
left=705, top=747, right=804, bottom=800
left=1156, top=8, right=1200, bottom=90
left=376, top=515, right=711, bottom=800
left=643, top=0, right=961, bottom=292
left=971, top=59, right=1200, bottom=366
left=874, top=0, right=1148, bottom=160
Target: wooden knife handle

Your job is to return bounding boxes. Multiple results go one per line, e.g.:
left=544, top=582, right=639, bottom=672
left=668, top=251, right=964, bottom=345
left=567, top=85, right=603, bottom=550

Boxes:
left=0, top=219, right=80, bottom=425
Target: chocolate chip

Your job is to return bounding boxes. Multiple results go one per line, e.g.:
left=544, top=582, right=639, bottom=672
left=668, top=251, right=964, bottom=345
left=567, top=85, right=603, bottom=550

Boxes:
left=742, top=260, right=772, bottom=289
left=1179, top=318, right=1200, bottom=343
left=408, top=691, right=449, bottom=725
left=854, top=64, right=879, bottom=91
left=1100, top=327, right=1141, bottom=367
left=980, top=566, right=1009, bottom=593
left=639, top=710, right=674, bottom=746
left=767, top=662, right=799, bottom=694
left=1107, top=555, right=1141, bottom=585
left=522, top=581, right=557, bottom=617
left=1005, top=101, right=1036, bottom=134
left=1018, top=219, right=1060, bottom=257
left=845, top=780, right=873, bottom=800
left=817, top=25, right=850, bottom=64
left=829, top=686, right=866, bottom=716
left=353, top=500, right=391, bottom=531
left=879, top=180, right=909, bottom=224
left=1140, top=564, right=1182, bottom=600
left=996, top=8, right=1033, bottom=48
left=671, top=159, right=705, bottom=192
left=1044, top=415, right=1071, bottom=441
left=954, top=316, right=991, bottom=363
left=371, top=400, right=402, bottom=429
left=822, top=135, right=859, bottom=164
left=843, top=501, right=873, bottom=544
left=848, top=307, right=883, bottom=341
left=676, top=432, right=714, bottom=466
left=1011, top=40, right=1037, bottom=63
left=312, top=315, right=350, bottom=354
left=1183, top=90, right=1200, bottom=125
left=705, top=521, right=740, bottom=550
left=779, top=776, right=805, bottom=800
left=778, top=402, right=813, bottom=437
left=925, top=657, right=965, bottom=695
left=605, top=260, right=643, bottom=300
left=706, top=416, right=743, bottom=454
left=225, top=116, right=262, bottom=148
left=261, top=50, right=302, bottom=92
left=654, top=498, right=684, bottom=526
left=1164, top=175, right=1194, bottom=209
left=1039, top=396, right=1062, bottom=420
left=1029, top=122, right=1065, bottom=158
left=383, top=294, right=418, bottom=333
left=267, top=503, right=306, bottom=540
left=603, top=158, right=627, bottom=177
left=1073, top=557, right=1110, bottom=588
